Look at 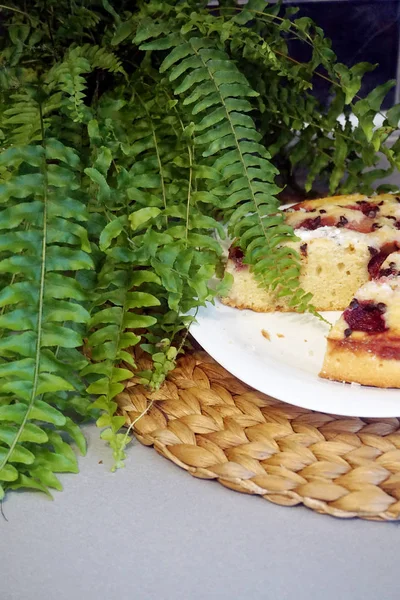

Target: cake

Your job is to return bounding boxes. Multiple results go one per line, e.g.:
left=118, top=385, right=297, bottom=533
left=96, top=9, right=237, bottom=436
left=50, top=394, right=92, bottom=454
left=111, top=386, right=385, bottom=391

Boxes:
left=320, top=252, right=400, bottom=388
left=223, top=193, right=400, bottom=312
left=222, top=193, right=400, bottom=388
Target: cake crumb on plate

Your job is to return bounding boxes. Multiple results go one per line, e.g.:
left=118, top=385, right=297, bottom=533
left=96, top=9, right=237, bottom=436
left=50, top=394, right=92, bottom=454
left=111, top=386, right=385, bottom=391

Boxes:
left=261, top=329, right=270, bottom=341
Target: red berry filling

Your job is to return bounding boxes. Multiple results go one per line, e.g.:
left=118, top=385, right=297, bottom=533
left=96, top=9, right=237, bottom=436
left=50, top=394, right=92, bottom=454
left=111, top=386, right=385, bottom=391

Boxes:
left=300, top=243, right=308, bottom=257
left=228, top=246, right=245, bottom=269
left=346, top=201, right=380, bottom=218
left=367, top=242, right=400, bottom=278
left=288, top=201, right=313, bottom=212
left=296, top=215, right=336, bottom=230
left=379, top=261, right=400, bottom=278
left=344, top=299, right=387, bottom=334
left=345, top=219, right=374, bottom=234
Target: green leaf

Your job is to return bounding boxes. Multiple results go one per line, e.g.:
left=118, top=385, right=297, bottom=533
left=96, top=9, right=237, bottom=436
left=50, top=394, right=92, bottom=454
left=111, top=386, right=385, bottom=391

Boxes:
left=387, top=104, right=400, bottom=128
left=8, top=474, right=52, bottom=496
left=160, top=43, right=193, bottom=72
left=329, top=135, right=347, bottom=192
left=46, top=247, right=93, bottom=272
left=334, top=62, right=376, bottom=104
left=0, top=174, right=43, bottom=201
left=102, top=0, right=120, bottom=21
left=46, top=273, right=87, bottom=301
left=0, top=445, right=35, bottom=465
left=30, top=468, right=62, bottom=492
left=37, top=373, right=75, bottom=395
left=140, top=34, right=180, bottom=51
left=130, top=271, right=161, bottom=287
left=90, top=307, right=122, bottom=327
left=0, top=464, right=18, bottom=482
left=30, top=401, right=67, bottom=426
left=44, top=301, right=89, bottom=323
left=365, top=81, right=396, bottom=112
left=48, top=197, right=88, bottom=222
left=84, top=167, right=110, bottom=202
left=112, top=19, right=135, bottom=45
left=0, top=423, right=48, bottom=445
left=122, top=314, right=157, bottom=329
left=135, top=17, right=164, bottom=44
left=0, top=404, right=27, bottom=424
left=94, top=147, right=113, bottom=176
left=41, top=324, right=83, bottom=348
left=46, top=139, right=80, bottom=168
left=99, top=217, right=127, bottom=251
left=0, top=308, right=36, bottom=331
left=34, top=448, right=78, bottom=474
left=358, top=112, right=375, bottom=143
left=61, top=418, right=87, bottom=455
left=88, top=324, right=119, bottom=346
left=111, top=368, right=132, bottom=383
left=119, top=332, right=141, bottom=348
left=129, top=207, right=161, bottom=231
left=126, top=292, right=160, bottom=309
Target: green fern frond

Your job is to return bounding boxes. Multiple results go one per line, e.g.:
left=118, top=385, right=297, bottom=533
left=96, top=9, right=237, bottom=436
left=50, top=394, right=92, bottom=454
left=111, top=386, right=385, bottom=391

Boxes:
left=0, top=134, right=92, bottom=499
left=48, top=48, right=92, bottom=122
left=1, top=87, right=42, bottom=145
left=79, top=44, right=125, bottom=75
left=56, top=6, right=101, bottom=40
left=83, top=262, right=159, bottom=470
left=82, top=125, right=160, bottom=467
left=83, top=86, right=224, bottom=462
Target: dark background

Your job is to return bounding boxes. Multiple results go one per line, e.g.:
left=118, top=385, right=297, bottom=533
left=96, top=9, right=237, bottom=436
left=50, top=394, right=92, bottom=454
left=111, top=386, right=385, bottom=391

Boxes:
left=285, top=0, right=400, bottom=108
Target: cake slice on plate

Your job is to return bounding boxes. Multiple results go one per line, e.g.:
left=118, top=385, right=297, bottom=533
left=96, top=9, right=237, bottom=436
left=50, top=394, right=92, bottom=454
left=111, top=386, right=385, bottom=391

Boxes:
left=320, top=252, right=400, bottom=388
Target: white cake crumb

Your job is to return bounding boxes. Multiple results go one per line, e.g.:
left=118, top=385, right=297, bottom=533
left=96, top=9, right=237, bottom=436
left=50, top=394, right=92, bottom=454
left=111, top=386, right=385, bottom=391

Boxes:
left=295, top=226, right=379, bottom=247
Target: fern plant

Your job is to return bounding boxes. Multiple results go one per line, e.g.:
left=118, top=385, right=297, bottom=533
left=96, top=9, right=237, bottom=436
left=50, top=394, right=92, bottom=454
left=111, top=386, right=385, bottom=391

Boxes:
left=0, top=0, right=399, bottom=500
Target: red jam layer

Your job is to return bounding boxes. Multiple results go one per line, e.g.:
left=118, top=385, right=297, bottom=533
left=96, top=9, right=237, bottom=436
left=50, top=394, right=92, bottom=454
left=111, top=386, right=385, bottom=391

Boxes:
left=331, top=336, right=400, bottom=361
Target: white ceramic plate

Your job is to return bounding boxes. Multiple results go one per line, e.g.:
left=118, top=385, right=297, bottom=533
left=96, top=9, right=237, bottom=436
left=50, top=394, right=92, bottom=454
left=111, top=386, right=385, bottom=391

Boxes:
left=190, top=300, right=400, bottom=417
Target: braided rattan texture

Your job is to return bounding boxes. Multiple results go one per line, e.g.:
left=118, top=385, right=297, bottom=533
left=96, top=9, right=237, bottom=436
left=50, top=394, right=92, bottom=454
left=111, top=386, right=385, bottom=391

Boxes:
left=118, top=350, right=400, bottom=520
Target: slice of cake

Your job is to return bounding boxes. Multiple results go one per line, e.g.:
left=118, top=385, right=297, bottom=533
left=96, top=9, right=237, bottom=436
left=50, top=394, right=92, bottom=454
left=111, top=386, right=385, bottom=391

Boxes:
left=222, top=193, right=400, bottom=312
left=320, top=252, right=400, bottom=388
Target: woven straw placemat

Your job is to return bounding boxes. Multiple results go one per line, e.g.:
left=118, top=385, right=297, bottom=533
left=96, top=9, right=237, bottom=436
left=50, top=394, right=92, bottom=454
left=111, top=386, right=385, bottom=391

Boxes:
left=118, top=349, right=400, bottom=521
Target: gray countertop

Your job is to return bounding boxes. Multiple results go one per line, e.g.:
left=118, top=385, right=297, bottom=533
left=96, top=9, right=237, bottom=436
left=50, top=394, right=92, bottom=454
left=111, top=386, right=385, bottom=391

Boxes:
left=2, top=424, right=400, bottom=600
